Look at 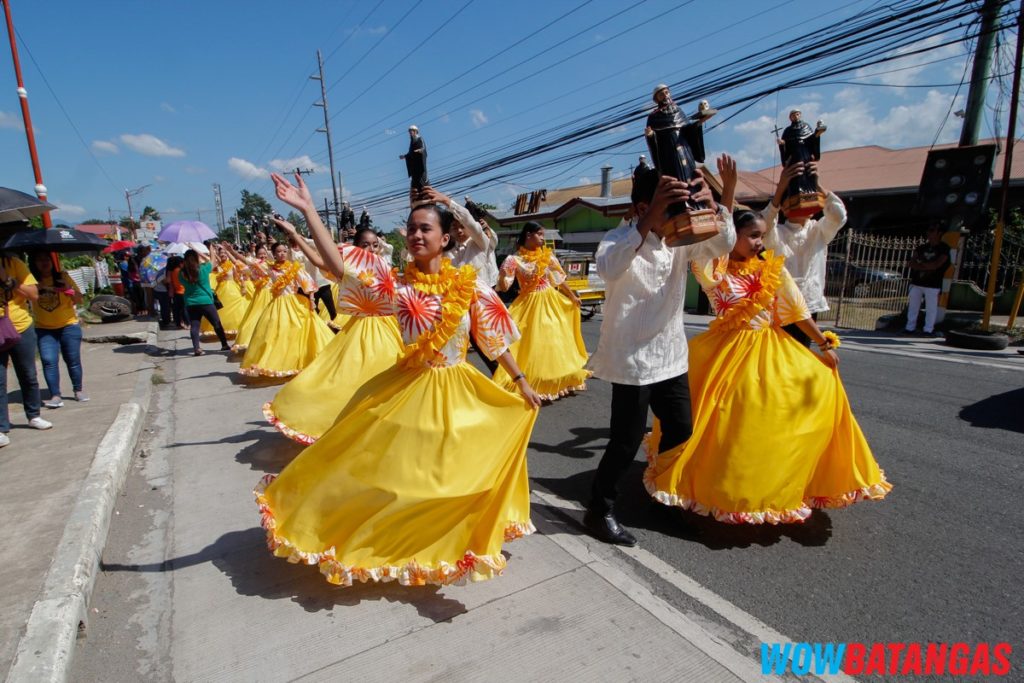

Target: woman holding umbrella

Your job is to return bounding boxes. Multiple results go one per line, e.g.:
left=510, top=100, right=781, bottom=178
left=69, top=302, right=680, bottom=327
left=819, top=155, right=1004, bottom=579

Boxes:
left=29, top=252, right=88, bottom=407
left=180, top=247, right=230, bottom=356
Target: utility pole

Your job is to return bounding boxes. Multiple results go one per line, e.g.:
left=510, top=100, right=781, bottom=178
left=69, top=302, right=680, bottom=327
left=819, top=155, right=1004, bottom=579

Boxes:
left=937, top=0, right=1008, bottom=322
left=312, top=49, right=340, bottom=239
left=124, top=184, right=150, bottom=242
left=2, top=0, right=51, bottom=227
left=212, top=183, right=227, bottom=239
left=960, top=0, right=1006, bottom=147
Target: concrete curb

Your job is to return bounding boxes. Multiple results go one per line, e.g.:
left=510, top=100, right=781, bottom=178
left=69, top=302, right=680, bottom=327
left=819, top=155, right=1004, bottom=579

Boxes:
left=5, top=323, right=159, bottom=683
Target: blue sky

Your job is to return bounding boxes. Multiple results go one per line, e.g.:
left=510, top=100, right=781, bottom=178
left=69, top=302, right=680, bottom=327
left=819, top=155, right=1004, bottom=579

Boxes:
left=0, top=0, right=1009, bottom=231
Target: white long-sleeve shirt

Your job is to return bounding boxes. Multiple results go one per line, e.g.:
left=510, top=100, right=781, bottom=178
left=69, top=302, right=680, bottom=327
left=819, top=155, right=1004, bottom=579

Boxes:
left=446, top=200, right=499, bottom=287
left=761, top=192, right=846, bottom=313
left=588, top=209, right=735, bottom=386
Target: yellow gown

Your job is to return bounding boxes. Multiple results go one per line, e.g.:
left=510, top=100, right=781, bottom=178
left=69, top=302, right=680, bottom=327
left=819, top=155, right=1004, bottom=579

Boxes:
left=316, top=282, right=350, bottom=328
left=232, top=268, right=272, bottom=353
left=645, top=252, right=891, bottom=524
left=200, top=262, right=247, bottom=338
left=264, top=245, right=403, bottom=444
left=492, top=248, right=590, bottom=400
left=239, top=261, right=333, bottom=379
left=256, top=260, right=537, bottom=587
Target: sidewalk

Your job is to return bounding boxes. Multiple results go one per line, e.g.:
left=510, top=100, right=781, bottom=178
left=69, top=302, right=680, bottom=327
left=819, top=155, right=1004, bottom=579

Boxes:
left=70, top=331, right=833, bottom=683
left=0, top=319, right=156, bottom=677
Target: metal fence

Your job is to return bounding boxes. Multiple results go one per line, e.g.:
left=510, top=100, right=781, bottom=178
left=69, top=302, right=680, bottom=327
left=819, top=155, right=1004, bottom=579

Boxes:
left=817, top=231, right=920, bottom=330
left=958, top=231, right=1024, bottom=294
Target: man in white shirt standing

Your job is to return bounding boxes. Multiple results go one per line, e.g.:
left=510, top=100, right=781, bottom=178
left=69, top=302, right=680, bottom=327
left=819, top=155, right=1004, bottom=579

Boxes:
left=762, top=161, right=847, bottom=345
left=585, top=161, right=736, bottom=546
left=420, top=187, right=501, bottom=372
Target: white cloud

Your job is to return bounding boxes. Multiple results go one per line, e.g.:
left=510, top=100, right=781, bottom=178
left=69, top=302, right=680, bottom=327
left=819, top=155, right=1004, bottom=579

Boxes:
left=184, top=165, right=207, bottom=175
left=721, top=89, right=964, bottom=170
left=91, top=139, right=119, bottom=154
left=268, top=155, right=327, bottom=173
left=855, top=35, right=965, bottom=87
left=470, top=109, right=488, bottom=128
left=228, top=157, right=267, bottom=180
left=578, top=176, right=593, bottom=185
left=384, top=128, right=397, bottom=136
left=0, top=111, right=22, bottom=130
left=120, top=133, right=185, bottom=157
left=367, top=25, right=387, bottom=35
left=52, top=202, right=87, bottom=218
left=438, top=112, right=451, bottom=124
left=160, top=102, right=177, bottom=114
left=154, top=175, right=166, bottom=183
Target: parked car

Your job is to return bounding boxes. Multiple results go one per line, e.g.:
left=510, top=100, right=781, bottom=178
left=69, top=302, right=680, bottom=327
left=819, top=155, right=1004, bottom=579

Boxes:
left=824, top=260, right=905, bottom=298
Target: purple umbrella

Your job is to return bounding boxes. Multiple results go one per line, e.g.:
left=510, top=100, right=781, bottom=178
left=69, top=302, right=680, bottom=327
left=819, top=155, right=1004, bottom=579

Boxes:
left=158, top=220, right=216, bottom=243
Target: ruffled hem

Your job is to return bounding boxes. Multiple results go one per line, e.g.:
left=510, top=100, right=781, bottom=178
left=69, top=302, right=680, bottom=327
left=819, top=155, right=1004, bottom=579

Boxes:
left=201, top=329, right=238, bottom=340
left=239, top=365, right=301, bottom=379
left=255, top=474, right=534, bottom=586
left=229, top=343, right=248, bottom=354
left=262, top=401, right=317, bottom=445
left=643, top=433, right=892, bottom=525
left=499, top=372, right=591, bottom=402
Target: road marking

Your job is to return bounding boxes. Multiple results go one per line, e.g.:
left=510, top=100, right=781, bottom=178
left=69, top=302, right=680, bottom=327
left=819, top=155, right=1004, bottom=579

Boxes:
left=532, top=489, right=859, bottom=683
left=840, top=341, right=1024, bottom=371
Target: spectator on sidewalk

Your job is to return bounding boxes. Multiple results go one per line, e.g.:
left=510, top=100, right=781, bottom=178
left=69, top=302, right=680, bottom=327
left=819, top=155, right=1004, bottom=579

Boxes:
left=761, top=161, right=847, bottom=346
left=0, top=253, right=52, bottom=447
left=29, top=251, right=88, bottom=408
left=180, top=248, right=230, bottom=356
left=904, top=224, right=950, bottom=337
left=153, top=264, right=172, bottom=329
left=166, top=256, right=187, bottom=329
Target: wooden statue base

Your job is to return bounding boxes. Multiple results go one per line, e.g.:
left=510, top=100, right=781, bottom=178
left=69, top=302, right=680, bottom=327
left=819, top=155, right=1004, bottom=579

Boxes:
left=663, top=208, right=719, bottom=247
left=781, top=191, right=826, bottom=220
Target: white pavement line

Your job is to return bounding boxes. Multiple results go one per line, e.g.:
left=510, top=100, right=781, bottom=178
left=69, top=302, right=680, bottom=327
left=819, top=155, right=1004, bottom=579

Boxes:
left=532, top=489, right=859, bottom=683
left=6, top=329, right=158, bottom=683
left=840, top=341, right=1023, bottom=371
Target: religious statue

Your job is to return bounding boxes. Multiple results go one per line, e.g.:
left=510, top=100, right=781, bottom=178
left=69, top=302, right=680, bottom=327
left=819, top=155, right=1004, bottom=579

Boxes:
left=339, top=201, right=355, bottom=232
left=400, top=125, right=428, bottom=205
left=633, top=154, right=652, bottom=180
left=776, top=109, right=827, bottom=219
left=358, top=207, right=370, bottom=230
left=644, top=84, right=719, bottom=246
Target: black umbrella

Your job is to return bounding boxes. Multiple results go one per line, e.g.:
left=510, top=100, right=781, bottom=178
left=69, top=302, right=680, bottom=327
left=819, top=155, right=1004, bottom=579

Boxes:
left=3, top=227, right=108, bottom=253
left=0, top=187, right=57, bottom=224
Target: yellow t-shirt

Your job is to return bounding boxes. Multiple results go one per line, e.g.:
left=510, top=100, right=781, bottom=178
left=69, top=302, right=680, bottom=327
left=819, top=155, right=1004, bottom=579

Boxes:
left=33, top=273, right=81, bottom=329
left=1, top=257, right=39, bottom=334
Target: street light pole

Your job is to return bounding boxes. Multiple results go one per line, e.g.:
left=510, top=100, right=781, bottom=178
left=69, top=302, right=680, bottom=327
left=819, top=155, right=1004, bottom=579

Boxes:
left=312, top=49, right=340, bottom=240
left=1, top=0, right=51, bottom=227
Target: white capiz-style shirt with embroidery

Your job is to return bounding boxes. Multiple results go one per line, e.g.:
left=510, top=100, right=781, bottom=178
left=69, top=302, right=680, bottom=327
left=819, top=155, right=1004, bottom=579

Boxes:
left=446, top=200, right=499, bottom=287
left=760, top=191, right=846, bottom=314
left=588, top=210, right=735, bottom=386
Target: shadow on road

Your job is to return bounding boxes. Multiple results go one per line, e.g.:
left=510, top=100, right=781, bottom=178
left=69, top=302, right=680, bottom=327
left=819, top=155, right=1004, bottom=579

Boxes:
left=102, top=527, right=469, bottom=620
left=959, top=387, right=1024, bottom=434
left=530, top=426, right=607, bottom=459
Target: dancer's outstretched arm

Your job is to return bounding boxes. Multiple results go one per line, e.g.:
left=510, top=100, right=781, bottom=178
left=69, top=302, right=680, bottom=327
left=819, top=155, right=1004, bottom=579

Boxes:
left=271, top=172, right=345, bottom=280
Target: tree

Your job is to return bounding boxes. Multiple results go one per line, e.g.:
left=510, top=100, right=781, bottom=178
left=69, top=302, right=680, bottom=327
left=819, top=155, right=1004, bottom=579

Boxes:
left=286, top=210, right=307, bottom=236
left=381, top=229, right=406, bottom=268
left=140, top=206, right=161, bottom=221
left=233, top=190, right=274, bottom=244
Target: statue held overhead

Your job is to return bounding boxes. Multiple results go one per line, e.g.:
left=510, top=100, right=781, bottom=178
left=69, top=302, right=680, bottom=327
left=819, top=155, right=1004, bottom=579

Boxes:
left=777, top=109, right=827, bottom=219
left=400, top=124, right=428, bottom=205
left=644, top=84, right=719, bottom=246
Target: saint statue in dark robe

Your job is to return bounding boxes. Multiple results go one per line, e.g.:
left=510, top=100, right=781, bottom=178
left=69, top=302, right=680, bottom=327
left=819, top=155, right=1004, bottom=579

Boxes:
left=358, top=208, right=370, bottom=230
left=643, top=85, right=719, bottom=245
left=400, top=125, right=428, bottom=200
left=339, top=202, right=355, bottom=232
left=777, top=109, right=827, bottom=217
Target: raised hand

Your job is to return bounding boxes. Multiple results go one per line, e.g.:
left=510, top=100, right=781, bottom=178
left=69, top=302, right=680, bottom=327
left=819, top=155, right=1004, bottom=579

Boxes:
left=271, top=216, right=298, bottom=235
left=271, top=172, right=314, bottom=212
left=418, top=186, right=449, bottom=205
left=716, top=154, right=737, bottom=190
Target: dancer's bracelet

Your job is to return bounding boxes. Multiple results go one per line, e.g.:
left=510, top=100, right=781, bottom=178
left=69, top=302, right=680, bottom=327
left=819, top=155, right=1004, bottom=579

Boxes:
left=512, top=373, right=526, bottom=383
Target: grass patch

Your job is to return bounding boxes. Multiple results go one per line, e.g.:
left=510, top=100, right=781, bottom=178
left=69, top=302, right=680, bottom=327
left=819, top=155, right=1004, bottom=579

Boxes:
left=150, top=370, right=169, bottom=385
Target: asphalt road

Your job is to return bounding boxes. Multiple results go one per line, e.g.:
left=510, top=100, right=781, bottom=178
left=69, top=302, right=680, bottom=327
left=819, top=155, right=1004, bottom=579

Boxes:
left=529, top=318, right=1024, bottom=663
left=74, top=316, right=1024, bottom=682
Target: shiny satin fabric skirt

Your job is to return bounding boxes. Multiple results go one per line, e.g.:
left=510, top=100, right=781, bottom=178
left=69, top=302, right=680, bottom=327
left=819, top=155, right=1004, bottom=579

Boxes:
left=200, top=279, right=247, bottom=338
left=232, top=287, right=272, bottom=353
left=239, top=293, right=333, bottom=379
left=263, top=314, right=403, bottom=444
left=493, top=286, right=591, bottom=400
left=318, top=283, right=349, bottom=328
left=645, top=326, right=891, bottom=524
left=255, top=361, right=538, bottom=586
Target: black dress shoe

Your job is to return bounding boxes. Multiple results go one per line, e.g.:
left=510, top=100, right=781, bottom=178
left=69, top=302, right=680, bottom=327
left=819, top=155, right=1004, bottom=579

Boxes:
left=583, top=509, right=637, bottom=547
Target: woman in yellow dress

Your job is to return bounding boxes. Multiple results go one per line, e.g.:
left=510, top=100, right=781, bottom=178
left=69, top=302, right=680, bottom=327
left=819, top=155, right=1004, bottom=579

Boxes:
left=493, top=221, right=590, bottom=400
left=263, top=218, right=403, bottom=444
left=230, top=245, right=272, bottom=353
left=645, top=211, right=891, bottom=524
left=255, top=172, right=542, bottom=587
left=200, top=245, right=248, bottom=339
left=239, top=241, right=333, bottom=379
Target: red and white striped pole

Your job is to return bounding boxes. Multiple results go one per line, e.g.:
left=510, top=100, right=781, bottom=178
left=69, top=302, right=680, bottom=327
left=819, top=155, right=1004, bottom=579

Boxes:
left=2, top=0, right=52, bottom=228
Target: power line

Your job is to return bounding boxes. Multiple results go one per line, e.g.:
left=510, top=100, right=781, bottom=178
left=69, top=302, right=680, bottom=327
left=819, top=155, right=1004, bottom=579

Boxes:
left=324, top=0, right=428, bottom=92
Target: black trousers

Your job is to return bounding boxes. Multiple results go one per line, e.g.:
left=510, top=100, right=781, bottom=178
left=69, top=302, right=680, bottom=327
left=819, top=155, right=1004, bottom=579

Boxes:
left=314, top=284, right=336, bottom=321
left=782, top=312, right=817, bottom=347
left=590, top=373, right=693, bottom=514
left=187, top=304, right=227, bottom=350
